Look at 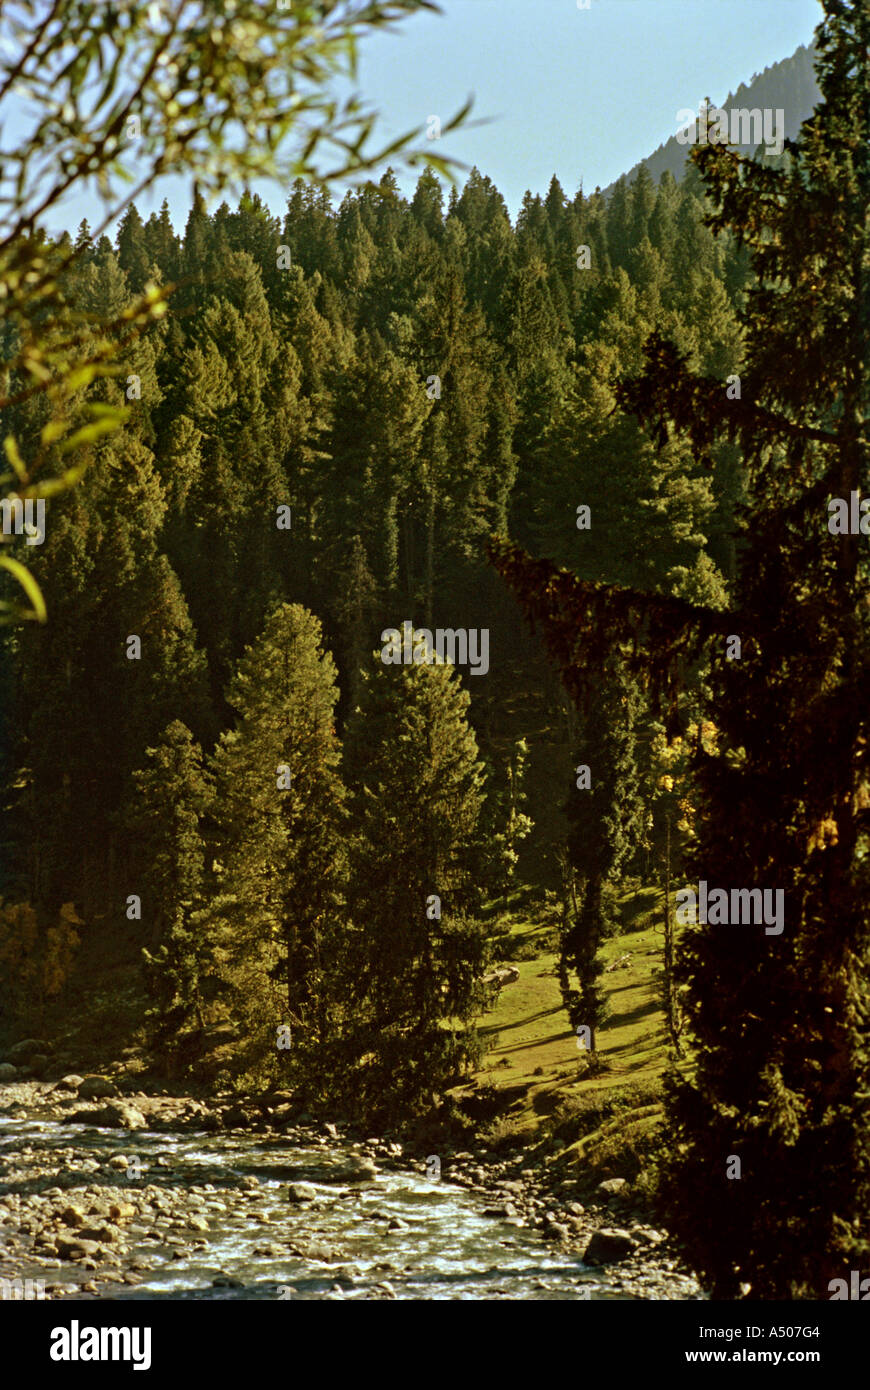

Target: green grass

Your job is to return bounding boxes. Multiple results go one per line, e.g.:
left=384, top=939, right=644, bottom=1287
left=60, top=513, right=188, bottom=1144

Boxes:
left=464, top=884, right=677, bottom=1183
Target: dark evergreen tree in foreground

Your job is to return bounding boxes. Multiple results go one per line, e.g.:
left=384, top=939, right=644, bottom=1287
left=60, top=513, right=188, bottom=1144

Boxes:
left=336, top=647, right=491, bottom=1121
left=492, top=0, right=869, bottom=1298
left=561, top=661, right=644, bottom=1052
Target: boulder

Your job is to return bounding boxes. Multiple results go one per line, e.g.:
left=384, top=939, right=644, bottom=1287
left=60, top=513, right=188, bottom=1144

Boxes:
left=108, top=1202, right=137, bottom=1222
left=77, top=1225, right=118, bottom=1244
left=480, top=966, right=521, bottom=988
left=0, top=1064, right=18, bottom=1082
left=330, top=1156, right=378, bottom=1184
left=56, top=1237, right=103, bottom=1261
left=64, top=1102, right=147, bottom=1130
left=583, top=1227, right=639, bottom=1265
left=287, top=1183, right=318, bottom=1204
left=596, top=1177, right=629, bottom=1200
left=52, top=1075, right=83, bottom=1093
left=77, top=1076, right=119, bottom=1100
left=8, top=1038, right=51, bottom=1060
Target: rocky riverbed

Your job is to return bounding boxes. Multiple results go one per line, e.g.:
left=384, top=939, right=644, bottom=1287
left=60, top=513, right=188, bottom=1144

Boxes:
left=0, top=1074, right=703, bottom=1301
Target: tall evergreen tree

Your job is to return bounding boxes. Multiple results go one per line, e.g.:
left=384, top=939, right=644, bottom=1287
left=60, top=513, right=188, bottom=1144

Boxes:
left=207, top=604, right=345, bottom=1058
left=338, top=645, right=491, bottom=1121
left=560, top=660, right=644, bottom=1051
left=134, top=721, right=214, bottom=1035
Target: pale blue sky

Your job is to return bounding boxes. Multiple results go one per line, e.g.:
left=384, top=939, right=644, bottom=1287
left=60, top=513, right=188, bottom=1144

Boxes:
left=37, top=0, right=825, bottom=234
left=350, top=0, right=823, bottom=215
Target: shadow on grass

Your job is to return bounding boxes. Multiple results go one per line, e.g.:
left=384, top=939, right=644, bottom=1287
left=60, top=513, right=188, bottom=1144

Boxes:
left=479, top=1005, right=564, bottom=1039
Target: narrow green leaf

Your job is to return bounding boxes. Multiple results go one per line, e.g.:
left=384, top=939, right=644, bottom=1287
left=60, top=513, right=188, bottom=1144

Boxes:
left=0, top=555, right=47, bottom=623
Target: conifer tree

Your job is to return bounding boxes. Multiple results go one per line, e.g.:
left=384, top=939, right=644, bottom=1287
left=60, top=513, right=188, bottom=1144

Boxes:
left=116, top=205, right=151, bottom=298
left=338, top=646, right=491, bottom=1121
left=561, top=660, right=644, bottom=1051
left=207, top=604, right=345, bottom=1057
left=134, top=722, right=214, bottom=1034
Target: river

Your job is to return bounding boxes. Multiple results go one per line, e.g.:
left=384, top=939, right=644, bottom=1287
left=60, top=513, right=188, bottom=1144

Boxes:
left=0, top=1106, right=702, bottom=1302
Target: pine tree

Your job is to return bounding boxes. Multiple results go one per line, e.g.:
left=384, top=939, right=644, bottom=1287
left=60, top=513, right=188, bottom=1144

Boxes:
left=9, top=433, right=212, bottom=917
left=134, top=721, right=214, bottom=1034
left=116, top=205, right=151, bottom=297
left=207, top=603, right=345, bottom=1060
left=560, top=660, right=644, bottom=1052
left=628, top=165, right=657, bottom=248
left=338, top=645, right=491, bottom=1122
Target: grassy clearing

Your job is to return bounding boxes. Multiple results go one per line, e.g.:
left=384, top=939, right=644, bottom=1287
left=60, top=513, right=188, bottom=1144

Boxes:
left=465, top=883, right=677, bottom=1187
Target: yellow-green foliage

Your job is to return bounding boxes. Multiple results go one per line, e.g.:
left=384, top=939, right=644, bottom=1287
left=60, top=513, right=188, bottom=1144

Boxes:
left=0, top=899, right=81, bottom=1029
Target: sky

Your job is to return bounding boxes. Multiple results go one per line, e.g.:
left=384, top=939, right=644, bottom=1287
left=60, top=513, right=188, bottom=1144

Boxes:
left=26, top=0, right=824, bottom=235
left=347, top=0, right=824, bottom=217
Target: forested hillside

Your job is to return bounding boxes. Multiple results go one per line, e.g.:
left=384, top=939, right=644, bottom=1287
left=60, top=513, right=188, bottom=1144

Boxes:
left=609, top=41, right=821, bottom=191
left=0, top=155, right=748, bottom=1120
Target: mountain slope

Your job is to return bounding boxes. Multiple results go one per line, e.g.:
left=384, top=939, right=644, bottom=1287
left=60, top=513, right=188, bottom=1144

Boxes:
left=604, top=41, right=820, bottom=194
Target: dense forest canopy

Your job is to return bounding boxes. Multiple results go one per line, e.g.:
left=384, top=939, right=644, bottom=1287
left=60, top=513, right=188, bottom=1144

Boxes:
left=0, top=148, right=746, bottom=1096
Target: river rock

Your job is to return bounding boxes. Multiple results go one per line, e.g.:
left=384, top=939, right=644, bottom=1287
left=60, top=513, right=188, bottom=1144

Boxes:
left=596, top=1177, right=629, bottom=1200
left=583, top=1227, right=639, bottom=1265
left=0, top=1064, right=18, bottom=1082
left=64, top=1102, right=147, bottom=1130
left=77, top=1225, right=119, bottom=1244
left=108, top=1202, right=137, bottom=1221
left=8, top=1038, right=51, bottom=1060
left=331, top=1157, right=378, bottom=1184
left=634, top=1227, right=666, bottom=1245
left=306, top=1244, right=340, bottom=1263
left=221, top=1105, right=251, bottom=1129
left=287, top=1183, right=318, bottom=1204
left=543, top=1216, right=570, bottom=1241
left=52, top=1075, right=84, bottom=1093
left=59, top=1205, right=87, bottom=1227
left=56, top=1237, right=103, bottom=1261
left=77, top=1076, right=120, bottom=1100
